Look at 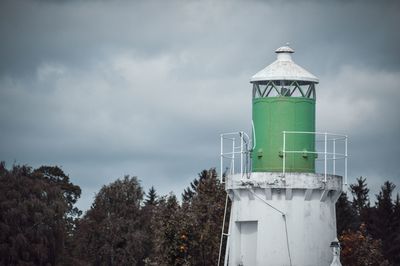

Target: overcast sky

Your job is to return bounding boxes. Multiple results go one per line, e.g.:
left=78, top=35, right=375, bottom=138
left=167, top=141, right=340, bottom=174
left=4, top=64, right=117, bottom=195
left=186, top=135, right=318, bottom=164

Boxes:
left=1, top=0, right=399, bottom=211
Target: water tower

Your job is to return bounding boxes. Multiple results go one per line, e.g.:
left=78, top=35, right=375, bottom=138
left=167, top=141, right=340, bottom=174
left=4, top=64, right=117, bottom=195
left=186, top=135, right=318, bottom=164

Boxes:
left=219, top=45, right=347, bottom=266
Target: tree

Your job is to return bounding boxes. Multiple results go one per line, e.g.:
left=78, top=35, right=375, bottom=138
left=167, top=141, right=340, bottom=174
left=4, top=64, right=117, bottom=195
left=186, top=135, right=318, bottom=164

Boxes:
left=151, top=193, right=187, bottom=265
left=0, top=162, right=81, bottom=265
left=336, top=192, right=357, bottom=235
left=34, top=165, right=82, bottom=265
left=182, top=168, right=228, bottom=266
left=350, top=177, right=370, bottom=226
left=387, top=194, right=400, bottom=265
left=144, top=186, right=158, bottom=206
left=368, top=181, right=396, bottom=264
left=74, top=175, right=145, bottom=265
left=149, top=168, right=228, bottom=265
left=182, top=178, right=200, bottom=203
left=350, top=177, right=370, bottom=214
left=340, top=224, right=389, bottom=266
left=142, top=186, right=159, bottom=264
left=34, top=166, right=82, bottom=219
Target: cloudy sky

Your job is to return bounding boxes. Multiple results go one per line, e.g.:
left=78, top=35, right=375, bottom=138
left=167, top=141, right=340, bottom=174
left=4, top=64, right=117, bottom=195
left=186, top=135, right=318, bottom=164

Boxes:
left=1, top=0, right=399, bottom=211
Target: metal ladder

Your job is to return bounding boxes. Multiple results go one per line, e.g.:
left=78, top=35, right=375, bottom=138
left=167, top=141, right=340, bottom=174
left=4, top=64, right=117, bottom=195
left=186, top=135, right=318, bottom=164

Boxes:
left=217, top=192, right=231, bottom=266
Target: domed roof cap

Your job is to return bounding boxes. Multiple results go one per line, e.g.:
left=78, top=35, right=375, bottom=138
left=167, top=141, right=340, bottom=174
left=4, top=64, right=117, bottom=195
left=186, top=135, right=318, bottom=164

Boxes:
left=251, top=44, right=319, bottom=83
left=275, top=45, right=294, bottom=53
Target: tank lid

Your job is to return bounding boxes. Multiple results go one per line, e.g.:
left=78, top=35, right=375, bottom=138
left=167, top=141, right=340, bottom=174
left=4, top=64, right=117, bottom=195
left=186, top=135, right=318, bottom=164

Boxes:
left=251, top=44, right=319, bottom=83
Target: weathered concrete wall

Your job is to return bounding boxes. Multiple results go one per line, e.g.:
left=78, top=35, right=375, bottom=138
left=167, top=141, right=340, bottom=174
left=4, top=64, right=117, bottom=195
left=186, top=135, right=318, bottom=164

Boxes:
left=225, top=172, right=342, bottom=266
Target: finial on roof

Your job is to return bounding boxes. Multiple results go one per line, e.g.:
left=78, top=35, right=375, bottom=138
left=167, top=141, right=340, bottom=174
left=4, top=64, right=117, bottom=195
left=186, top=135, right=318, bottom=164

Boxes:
left=250, top=44, right=319, bottom=83
left=275, top=43, right=294, bottom=54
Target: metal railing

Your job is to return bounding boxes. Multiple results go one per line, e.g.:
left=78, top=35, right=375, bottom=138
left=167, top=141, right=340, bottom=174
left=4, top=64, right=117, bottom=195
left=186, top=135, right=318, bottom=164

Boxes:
left=282, top=131, right=348, bottom=184
left=220, top=131, right=348, bottom=185
left=220, top=132, right=251, bottom=182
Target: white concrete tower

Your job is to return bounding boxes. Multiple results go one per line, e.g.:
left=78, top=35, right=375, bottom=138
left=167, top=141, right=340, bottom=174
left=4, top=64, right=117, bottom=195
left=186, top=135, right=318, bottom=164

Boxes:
left=219, top=45, right=348, bottom=266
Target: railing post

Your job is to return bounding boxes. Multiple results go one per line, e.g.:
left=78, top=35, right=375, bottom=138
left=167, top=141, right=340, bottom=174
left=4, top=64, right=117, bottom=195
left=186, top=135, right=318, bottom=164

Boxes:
left=220, top=134, right=223, bottom=182
left=283, top=131, right=286, bottom=176
left=240, top=132, right=243, bottom=177
left=345, top=136, right=348, bottom=186
left=232, top=138, right=235, bottom=175
left=324, top=132, right=327, bottom=182
left=333, top=138, right=336, bottom=176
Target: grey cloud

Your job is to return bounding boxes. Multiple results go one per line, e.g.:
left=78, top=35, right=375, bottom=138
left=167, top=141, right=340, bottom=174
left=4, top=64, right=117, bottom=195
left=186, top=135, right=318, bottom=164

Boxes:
left=1, top=0, right=399, bottom=77
left=0, top=0, right=399, bottom=210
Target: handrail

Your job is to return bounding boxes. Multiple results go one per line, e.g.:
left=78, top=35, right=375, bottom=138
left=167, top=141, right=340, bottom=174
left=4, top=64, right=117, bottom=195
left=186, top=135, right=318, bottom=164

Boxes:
left=221, top=131, right=348, bottom=187
left=220, top=131, right=251, bottom=182
left=282, top=131, right=348, bottom=185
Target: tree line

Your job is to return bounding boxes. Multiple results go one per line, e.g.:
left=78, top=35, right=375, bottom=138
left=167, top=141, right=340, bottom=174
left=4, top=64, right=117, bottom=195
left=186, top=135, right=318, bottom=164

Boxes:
left=0, top=163, right=226, bottom=265
left=0, top=162, right=399, bottom=265
left=336, top=177, right=400, bottom=265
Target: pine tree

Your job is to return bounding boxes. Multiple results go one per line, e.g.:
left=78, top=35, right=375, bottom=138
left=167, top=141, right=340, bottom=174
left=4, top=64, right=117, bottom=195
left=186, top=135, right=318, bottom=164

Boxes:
left=387, top=193, right=400, bottom=265
left=182, top=187, right=195, bottom=203
left=142, top=186, right=159, bottom=264
left=182, top=178, right=200, bottom=203
left=145, top=186, right=158, bottom=206
left=350, top=176, right=370, bottom=226
left=336, top=192, right=357, bottom=235
left=182, top=168, right=228, bottom=266
left=369, top=181, right=396, bottom=264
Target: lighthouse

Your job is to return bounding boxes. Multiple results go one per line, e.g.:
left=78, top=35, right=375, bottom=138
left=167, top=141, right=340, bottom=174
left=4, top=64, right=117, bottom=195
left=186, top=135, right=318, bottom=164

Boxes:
left=219, top=45, right=348, bottom=266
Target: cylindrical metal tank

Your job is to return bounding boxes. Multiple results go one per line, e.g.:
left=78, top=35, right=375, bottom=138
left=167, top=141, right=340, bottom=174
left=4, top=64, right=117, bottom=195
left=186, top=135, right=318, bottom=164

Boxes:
left=252, top=97, right=315, bottom=172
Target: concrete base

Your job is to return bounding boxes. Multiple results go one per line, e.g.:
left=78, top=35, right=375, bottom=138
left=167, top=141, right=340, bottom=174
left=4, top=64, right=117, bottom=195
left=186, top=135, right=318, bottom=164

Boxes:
left=224, top=172, right=342, bottom=266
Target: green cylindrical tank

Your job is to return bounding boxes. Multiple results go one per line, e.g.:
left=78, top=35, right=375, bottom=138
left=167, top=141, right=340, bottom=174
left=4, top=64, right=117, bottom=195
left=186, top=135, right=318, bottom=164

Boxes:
left=250, top=45, right=319, bottom=173
left=252, top=97, right=315, bottom=172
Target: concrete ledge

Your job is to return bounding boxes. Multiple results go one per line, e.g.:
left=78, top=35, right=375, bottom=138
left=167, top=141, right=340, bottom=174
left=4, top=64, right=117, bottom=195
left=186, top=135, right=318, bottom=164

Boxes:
left=225, top=172, right=342, bottom=191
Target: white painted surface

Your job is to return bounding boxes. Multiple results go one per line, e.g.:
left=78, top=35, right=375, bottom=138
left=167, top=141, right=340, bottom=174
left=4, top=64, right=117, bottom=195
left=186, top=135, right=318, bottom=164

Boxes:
left=226, top=172, right=342, bottom=191
left=250, top=45, right=319, bottom=83
left=225, top=172, right=342, bottom=266
left=237, top=221, right=258, bottom=266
